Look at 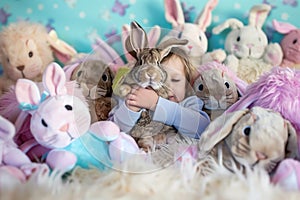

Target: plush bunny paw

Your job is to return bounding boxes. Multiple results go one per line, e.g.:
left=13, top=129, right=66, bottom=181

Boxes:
left=20, top=163, right=49, bottom=178
left=263, top=43, right=283, bottom=66
left=46, top=150, right=77, bottom=172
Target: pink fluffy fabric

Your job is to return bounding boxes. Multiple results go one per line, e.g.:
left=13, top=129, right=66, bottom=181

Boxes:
left=227, top=66, right=300, bottom=152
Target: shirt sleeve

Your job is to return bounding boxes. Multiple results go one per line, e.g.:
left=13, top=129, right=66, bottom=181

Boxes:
left=109, top=99, right=142, bottom=133
left=152, top=96, right=210, bottom=138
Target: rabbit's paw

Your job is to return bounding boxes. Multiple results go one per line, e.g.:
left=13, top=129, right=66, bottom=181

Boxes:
left=119, top=84, right=132, bottom=97
left=138, top=137, right=154, bottom=153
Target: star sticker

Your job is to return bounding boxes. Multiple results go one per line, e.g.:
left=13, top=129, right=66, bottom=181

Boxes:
left=0, top=8, right=11, bottom=25
left=111, top=0, right=129, bottom=16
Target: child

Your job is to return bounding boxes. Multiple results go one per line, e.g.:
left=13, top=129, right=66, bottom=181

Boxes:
left=110, top=47, right=210, bottom=139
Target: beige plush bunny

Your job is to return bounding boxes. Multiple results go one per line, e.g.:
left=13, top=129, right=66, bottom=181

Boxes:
left=113, top=21, right=188, bottom=152
left=197, top=106, right=299, bottom=173
left=212, top=4, right=283, bottom=84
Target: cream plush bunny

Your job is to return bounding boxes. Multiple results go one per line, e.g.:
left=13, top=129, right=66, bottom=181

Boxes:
left=197, top=106, right=299, bottom=173
left=162, top=0, right=226, bottom=66
left=212, top=4, right=283, bottom=84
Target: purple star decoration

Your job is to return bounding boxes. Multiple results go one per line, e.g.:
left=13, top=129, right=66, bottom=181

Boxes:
left=111, top=0, right=129, bottom=16
left=105, top=28, right=121, bottom=45
left=0, top=8, right=11, bottom=25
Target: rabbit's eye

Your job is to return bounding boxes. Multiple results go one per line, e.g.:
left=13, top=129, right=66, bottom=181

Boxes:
left=198, top=84, right=204, bottom=91
left=178, top=32, right=182, bottom=38
left=243, top=126, right=251, bottom=136
left=28, top=51, right=33, bottom=58
left=65, top=105, right=73, bottom=111
left=102, top=74, right=108, bottom=82
left=77, top=70, right=83, bottom=77
left=293, top=39, right=298, bottom=44
left=7, top=58, right=9, bottom=63
left=224, top=81, right=230, bottom=89
left=237, top=36, right=240, bottom=42
left=41, top=119, right=48, bottom=127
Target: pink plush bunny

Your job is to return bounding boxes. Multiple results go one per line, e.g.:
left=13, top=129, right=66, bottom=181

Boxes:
left=273, top=20, right=300, bottom=69
left=15, top=62, right=139, bottom=172
left=162, top=0, right=226, bottom=66
left=0, top=115, right=48, bottom=183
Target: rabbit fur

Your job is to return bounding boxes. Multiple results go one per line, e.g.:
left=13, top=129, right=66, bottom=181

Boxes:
left=113, top=21, right=188, bottom=152
left=162, top=0, right=226, bottom=67
left=212, top=4, right=283, bottom=84
left=15, top=62, right=139, bottom=172
left=198, top=106, right=299, bottom=173
left=0, top=21, right=76, bottom=96
left=273, top=20, right=300, bottom=69
left=193, top=61, right=248, bottom=120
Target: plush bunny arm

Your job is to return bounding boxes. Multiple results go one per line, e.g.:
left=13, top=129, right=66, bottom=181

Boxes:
left=201, top=49, right=227, bottom=64
left=263, top=43, right=283, bottom=66
left=89, top=121, right=121, bottom=141
left=225, top=54, right=239, bottom=73
left=3, top=147, right=31, bottom=167
left=46, top=149, right=77, bottom=172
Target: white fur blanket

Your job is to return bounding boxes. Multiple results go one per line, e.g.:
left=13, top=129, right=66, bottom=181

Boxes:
left=1, top=156, right=300, bottom=200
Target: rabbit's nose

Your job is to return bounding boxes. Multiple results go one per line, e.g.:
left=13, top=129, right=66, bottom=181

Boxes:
left=59, top=123, right=69, bottom=132
left=146, top=69, right=157, bottom=78
left=256, top=151, right=267, bottom=160
left=17, top=65, right=25, bottom=71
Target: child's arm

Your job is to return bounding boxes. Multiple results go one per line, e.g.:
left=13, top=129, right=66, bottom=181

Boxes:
left=152, top=96, right=210, bottom=138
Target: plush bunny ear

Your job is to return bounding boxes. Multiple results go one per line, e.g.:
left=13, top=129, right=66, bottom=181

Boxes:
left=195, top=0, right=219, bottom=31
left=272, top=20, right=297, bottom=34
left=164, top=0, right=185, bottom=27
left=43, top=62, right=67, bottom=96
left=47, top=30, right=77, bottom=64
left=198, top=109, right=248, bottom=155
left=225, top=92, right=258, bottom=113
left=129, top=21, right=149, bottom=55
left=0, top=115, right=15, bottom=140
left=212, top=18, right=244, bottom=34
left=285, top=120, right=300, bottom=159
left=248, top=4, right=271, bottom=28
left=15, top=79, right=41, bottom=108
left=157, top=38, right=188, bottom=60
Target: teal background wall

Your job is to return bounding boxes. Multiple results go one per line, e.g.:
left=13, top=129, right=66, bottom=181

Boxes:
left=0, top=0, right=299, bottom=72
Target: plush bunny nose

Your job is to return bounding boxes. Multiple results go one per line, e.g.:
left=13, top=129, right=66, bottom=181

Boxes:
left=256, top=151, right=267, bottom=160
left=17, top=65, right=25, bottom=71
left=187, top=45, right=193, bottom=50
left=247, top=44, right=254, bottom=48
left=59, top=123, right=69, bottom=132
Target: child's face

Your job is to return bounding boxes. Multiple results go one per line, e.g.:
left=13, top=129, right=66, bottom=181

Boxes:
left=162, top=55, right=187, bottom=102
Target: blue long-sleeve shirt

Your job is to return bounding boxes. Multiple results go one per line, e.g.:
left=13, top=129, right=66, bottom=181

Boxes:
left=110, top=96, right=210, bottom=139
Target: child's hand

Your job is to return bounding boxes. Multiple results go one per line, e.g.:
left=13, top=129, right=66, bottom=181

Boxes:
left=126, top=87, right=159, bottom=111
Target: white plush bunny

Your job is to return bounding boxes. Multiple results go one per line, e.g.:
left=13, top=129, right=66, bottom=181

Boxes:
left=162, top=0, right=226, bottom=66
left=212, top=4, right=283, bottom=84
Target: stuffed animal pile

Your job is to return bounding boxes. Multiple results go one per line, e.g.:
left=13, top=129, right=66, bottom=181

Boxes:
left=1, top=1, right=300, bottom=194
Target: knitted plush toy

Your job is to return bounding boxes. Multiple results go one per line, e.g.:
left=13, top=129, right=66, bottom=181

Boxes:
left=15, top=62, right=139, bottom=173
left=0, top=21, right=77, bottom=96
left=0, top=115, right=48, bottom=183
left=273, top=20, right=300, bottom=69
left=212, top=4, right=283, bottom=84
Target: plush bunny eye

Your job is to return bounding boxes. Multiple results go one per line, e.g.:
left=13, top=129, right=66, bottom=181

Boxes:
left=7, top=58, right=9, bottom=63
left=178, top=32, right=182, bottom=38
left=198, top=84, right=204, bottom=91
left=41, top=119, right=48, bottom=127
left=199, top=35, right=202, bottom=41
left=293, top=39, right=298, bottom=44
left=258, top=37, right=261, bottom=42
left=102, top=74, right=108, bottom=82
left=243, top=126, right=251, bottom=136
left=237, top=36, right=241, bottom=42
left=65, top=105, right=73, bottom=111
left=28, top=51, right=33, bottom=58
left=224, top=81, right=230, bottom=89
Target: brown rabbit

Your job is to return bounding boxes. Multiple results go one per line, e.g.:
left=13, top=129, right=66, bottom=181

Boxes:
left=197, top=106, right=299, bottom=173
left=114, top=21, right=188, bottom=152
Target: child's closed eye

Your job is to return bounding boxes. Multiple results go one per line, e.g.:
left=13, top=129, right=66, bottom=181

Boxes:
left=171, top=78, right=181, bottom=82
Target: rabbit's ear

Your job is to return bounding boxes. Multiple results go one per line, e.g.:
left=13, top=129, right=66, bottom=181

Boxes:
left=164, top=0, right=185, bottom=27
left=272, top=20, right=297, bottom=34
left=195, top=0, right=218, bottom=31
left=285, top=120, right=299, bottom=159
left=157, top=38, right=188, bottom=60
left=212, top=18, right=244, bottom=34
left=198, top=109, right=248, bottom=154
left=122, top=24, right=135, bottom=62
left=15, top=79, right=41, bottom=107
left=147, top=25, right=161, bottom=48
left=248, top=4, right=271, bottom=28
left=129, top=21, right=149, bottom=55
left=43, top=62, right=67, bottom=96
left=0, top=115, right=15, bottom=140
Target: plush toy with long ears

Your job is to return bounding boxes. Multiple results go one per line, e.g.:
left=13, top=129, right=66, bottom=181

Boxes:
left=0, top=115, right=48, bottom=183
left=0, top=21, right=77, bottom=96
left=212, top=4, right=283, bottom=84
left=15, top=62, right=139, bottom=173
left=162, top=0, right=226, bottom=66
left=273, top=20, right=300, bottom=69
